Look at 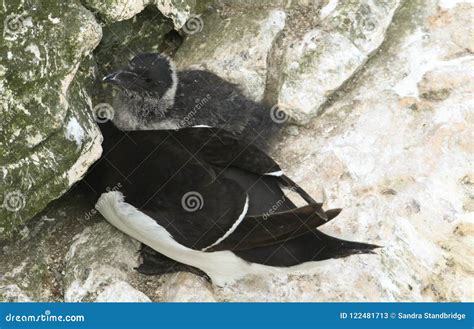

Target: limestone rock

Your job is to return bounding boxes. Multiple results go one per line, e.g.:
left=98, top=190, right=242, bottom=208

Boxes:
left=0, top=254, right=52, bottom=301
left=174, top=9, right=286, bottom=102
left=83, top=0, right=204, bottom=28
left=277, top=29, right=366, bottom=123
left=0, top=284, right=32, bottom=302
left=425, top=223, right=474, bottom=301
left=63, top=222, right=142, bottom=302
left=82, top=0, right=149, bottom=23
left=0, top=0, right=103, bottom=240
left=154, top=0, right=204, bottom=29
left=95, top=281, right=151, bottom=302
left=0, top=192, right=102, bottom=302
left=269, top=0, right=474, bottom=302
left=162, top=273, right=216, bottom=302
left=276, top=0, right=401, bottom=122
left=321, top=0, right=401, bottom=53
left=160, top=0, right=473, bottom=302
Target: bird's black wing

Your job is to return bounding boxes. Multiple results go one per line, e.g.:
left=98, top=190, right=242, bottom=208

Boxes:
left=165, top=127, right=281, bottom=175
left=128, top=127, right=319, bottom=206
left=207, top=203, right=336, bottom=252
left=128, top=142, right=254, bottom=251
left=170, top=128, right=319, bottom=205
left=85, top=125, right=251, bottom=251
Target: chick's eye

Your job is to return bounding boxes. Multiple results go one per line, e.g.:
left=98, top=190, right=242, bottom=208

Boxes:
left=144, top=78, right=152, bottom=83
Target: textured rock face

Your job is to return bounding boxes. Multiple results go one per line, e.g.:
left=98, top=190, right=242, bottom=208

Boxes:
left=153, top=0, right=203, bottom=29
left=0, top=0, right=209, bottom=240
left=162, top=273, right=216, bottom=302
left=277, top=29, right=366, bottom=123
left=83, top=0, right=203, bottom=27
left=0, top=1, right=103, bottom=239
left=276, top=0, right=401, bottom=122
left=95, top=281, right=151, bottom=302
left=0, top=193, right=100, bottom=302
left=270, top=0, right=474, bottom=302
left=63, top=222, right=143, bottom=302
left=0, top=0, right=196, bottom=240
left=1, top=0, right=473, bottom=302
left=175, top=9, right=286, bottom=102
left=82, top=0, right=149, bottom=23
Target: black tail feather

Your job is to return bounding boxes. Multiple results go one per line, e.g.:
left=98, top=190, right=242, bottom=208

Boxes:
left=312, top=230, right=381, bottom=260
left=235, top=229, right=381, bottom=267
left=209, top=203, right=333, bottom=252
left=325, top=208, right=342, bottom=220
left=278, top=175, right=319, bottom=205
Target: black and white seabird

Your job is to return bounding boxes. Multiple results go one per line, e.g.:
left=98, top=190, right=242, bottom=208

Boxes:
left=82, top=121, right=379, bottom=286
left=102, top=53, right=280, bottom=149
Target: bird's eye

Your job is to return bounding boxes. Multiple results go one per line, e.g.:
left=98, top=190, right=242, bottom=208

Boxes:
left=144, top=78, right=153, bottom=83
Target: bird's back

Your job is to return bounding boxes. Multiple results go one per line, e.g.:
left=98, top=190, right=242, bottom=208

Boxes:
left=174, top=70, right=282, bottom=149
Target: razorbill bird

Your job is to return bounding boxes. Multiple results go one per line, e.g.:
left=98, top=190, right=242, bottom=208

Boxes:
left=82, top=121, right=380, bottom=286
left=102, top=53, right=281, bottom=149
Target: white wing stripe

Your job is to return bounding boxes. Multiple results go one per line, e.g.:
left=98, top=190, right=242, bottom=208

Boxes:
left=201, top=195, right=249, bottom=251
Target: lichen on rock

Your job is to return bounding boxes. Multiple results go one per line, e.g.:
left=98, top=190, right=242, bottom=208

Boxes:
left=174, top=8, right=286, bottom=102
left=83, top=0, right=204, bottom=28
left=0, top=0, right=103, bottom=240
left=275, top=0, right=401, bottom=122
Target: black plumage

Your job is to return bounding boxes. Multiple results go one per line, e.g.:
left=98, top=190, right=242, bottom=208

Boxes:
left=103, top=53, right=281, bottom=150
left=82, top=121, right=379, bottom=282
left=85, top=52, right=380, bottom=283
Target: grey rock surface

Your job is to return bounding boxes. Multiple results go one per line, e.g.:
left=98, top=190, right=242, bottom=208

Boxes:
left=63, top=221, right=141, bottom=302
left=83, top=0, right=205, bottom=28
left=174, top=8, right=287, bottom=102
left=0, top=0, right=103, bottom=239
left=275, top=0, right=401, bottom=122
